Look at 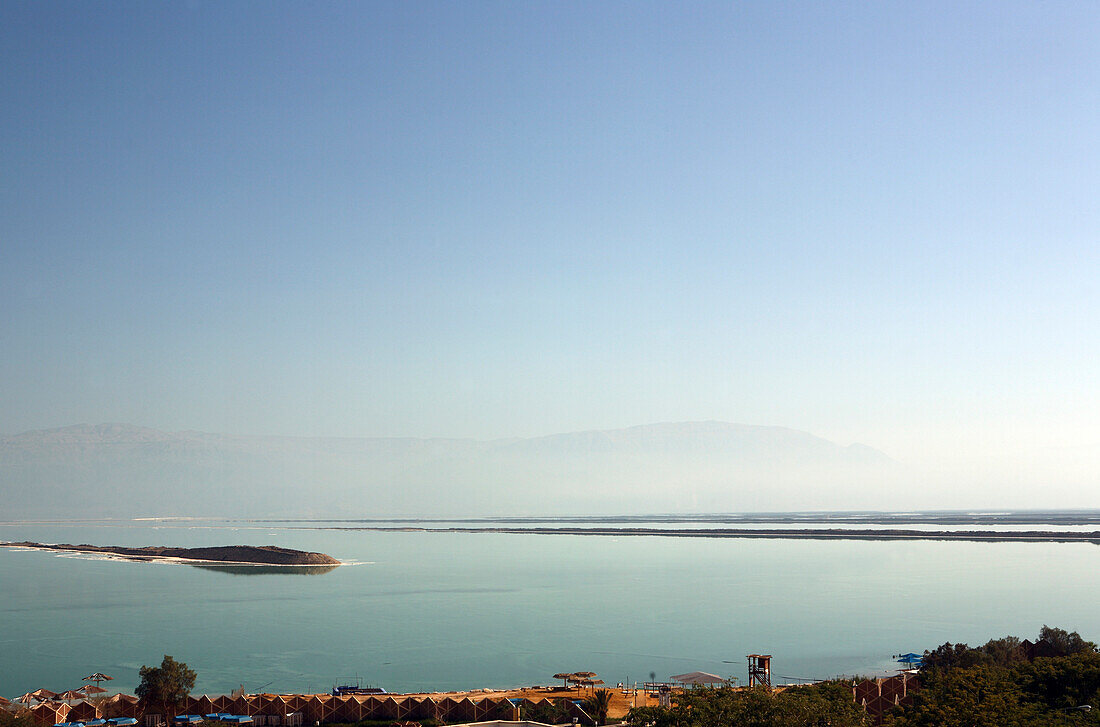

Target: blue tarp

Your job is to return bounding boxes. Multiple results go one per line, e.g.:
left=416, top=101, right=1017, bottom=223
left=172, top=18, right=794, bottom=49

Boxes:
left=199, top=714, right=252, bottom=724
left=108, top=718, right=138, bottom=725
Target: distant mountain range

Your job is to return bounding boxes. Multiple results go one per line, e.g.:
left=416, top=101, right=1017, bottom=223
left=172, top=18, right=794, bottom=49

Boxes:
left=0, top=421, right=904, bottom=519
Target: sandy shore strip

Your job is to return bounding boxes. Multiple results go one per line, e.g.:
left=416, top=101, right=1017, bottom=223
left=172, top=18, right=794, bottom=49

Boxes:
left=290, top=525, right=1100, bottom=543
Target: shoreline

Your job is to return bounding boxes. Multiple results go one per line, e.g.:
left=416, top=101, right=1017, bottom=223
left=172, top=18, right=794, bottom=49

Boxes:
left=295, top=525, right=1100, bottom=543
left=257, top=509, right=1100, bottom=527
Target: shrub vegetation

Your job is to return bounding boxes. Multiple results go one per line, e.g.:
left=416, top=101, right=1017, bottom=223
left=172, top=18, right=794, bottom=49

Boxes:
left=888, top=625, right=1100, bottom=726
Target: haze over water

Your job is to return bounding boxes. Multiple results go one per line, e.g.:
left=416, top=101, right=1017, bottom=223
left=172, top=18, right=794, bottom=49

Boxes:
left=3, top=519, right=1098, bottom=698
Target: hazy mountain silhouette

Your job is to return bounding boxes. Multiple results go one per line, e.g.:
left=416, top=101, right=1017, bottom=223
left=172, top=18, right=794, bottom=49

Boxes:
left=0, top=422, right=902, bottom=519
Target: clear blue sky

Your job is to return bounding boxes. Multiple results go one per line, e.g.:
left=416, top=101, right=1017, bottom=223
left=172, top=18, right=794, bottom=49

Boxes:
left=2, top=2, right=1098, bottom=481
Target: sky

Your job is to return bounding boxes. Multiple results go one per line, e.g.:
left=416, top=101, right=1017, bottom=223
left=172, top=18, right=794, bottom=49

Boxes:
left=2, top=2, right=1098, bottom=489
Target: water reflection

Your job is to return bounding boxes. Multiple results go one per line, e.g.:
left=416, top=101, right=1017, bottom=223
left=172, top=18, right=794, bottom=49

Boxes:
left=190, top=563, right=339, bottom=576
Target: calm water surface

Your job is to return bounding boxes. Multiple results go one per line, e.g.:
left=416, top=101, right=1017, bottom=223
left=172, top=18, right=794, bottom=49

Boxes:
left=2, top=520, right=1098, bottom=697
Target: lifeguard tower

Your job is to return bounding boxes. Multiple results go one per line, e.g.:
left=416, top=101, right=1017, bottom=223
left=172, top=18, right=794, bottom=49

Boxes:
left=747, top=654, right=772, bottom=690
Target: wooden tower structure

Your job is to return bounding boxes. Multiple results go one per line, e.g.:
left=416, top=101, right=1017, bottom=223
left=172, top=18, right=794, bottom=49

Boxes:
left=747, top=654, right=772, bottom=690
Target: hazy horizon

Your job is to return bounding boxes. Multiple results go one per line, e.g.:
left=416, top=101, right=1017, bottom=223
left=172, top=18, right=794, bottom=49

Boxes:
left=2, top=419, right=1097, bottom=519
left=3, top=2, right=1098, bottom=510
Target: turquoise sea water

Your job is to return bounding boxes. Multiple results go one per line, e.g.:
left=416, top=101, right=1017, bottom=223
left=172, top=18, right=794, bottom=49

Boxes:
left=2, top=519, right=1098, bottom=698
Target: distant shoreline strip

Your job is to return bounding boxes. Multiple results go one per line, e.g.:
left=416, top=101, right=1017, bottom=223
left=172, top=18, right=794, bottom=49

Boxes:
left=296, top=526, right=1100, bottom=543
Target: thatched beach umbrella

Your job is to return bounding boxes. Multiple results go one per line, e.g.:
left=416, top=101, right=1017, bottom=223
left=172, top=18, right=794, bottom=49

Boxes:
left=83, top=674, right=114, bottom=688
left=84, top=686, right=108, bottom=695
left=552, top=673, right=574, bottom=689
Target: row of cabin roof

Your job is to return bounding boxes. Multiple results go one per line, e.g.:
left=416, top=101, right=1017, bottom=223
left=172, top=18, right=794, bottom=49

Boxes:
left=27, top=694, right=596, bottom=727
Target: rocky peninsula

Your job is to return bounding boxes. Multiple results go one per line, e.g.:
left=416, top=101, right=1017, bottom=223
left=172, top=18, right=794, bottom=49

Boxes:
left=0, top=541, right=341, bottom=565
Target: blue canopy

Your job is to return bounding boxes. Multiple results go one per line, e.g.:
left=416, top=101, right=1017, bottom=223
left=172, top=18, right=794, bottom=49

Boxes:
left=896, top=653, right=923, bottom=665
left=108, top=718, right=138, bottom=725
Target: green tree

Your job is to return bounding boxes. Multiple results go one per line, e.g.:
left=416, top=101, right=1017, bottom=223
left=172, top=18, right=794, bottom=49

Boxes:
left=136, top=655, right=197, bottom=723
left=920, top=642, right=990, bottom=672
left=1039, top=626, right=1098, bottom=658
left=920, top=627, right=1100, bottom=677
left=980, top=636, right=1026, bottom=668
left=887, top=664, right=1060, bottom=727
left=0, top=710, right=38, bottom=727
left=626, top=684, right=866, bottom=727
left=625, top=705, right=675, bottom=727
left=779, top=682, right=871, bottom=727
left=584, top=688, right=613, bottom=725
left=521, top=699, right=572, bottom=724
left=890, top=628, right=1100, bottom=727
left=1017, top=651, right=1100, bottom=711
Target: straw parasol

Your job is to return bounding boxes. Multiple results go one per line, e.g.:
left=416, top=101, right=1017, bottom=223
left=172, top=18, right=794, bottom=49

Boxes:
left=84, top=686, right=108, bottom=695
left=552, top=673, right=575, bottom=689
left=83, top=674, right=114, bottom=688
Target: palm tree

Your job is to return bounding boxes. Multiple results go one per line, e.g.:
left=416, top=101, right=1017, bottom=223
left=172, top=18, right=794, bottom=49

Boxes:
left=584, top=688, right=613, bottom=726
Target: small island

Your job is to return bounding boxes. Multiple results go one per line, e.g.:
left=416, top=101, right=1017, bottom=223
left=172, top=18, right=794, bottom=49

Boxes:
left=0, top=541, right=341, bottom=566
